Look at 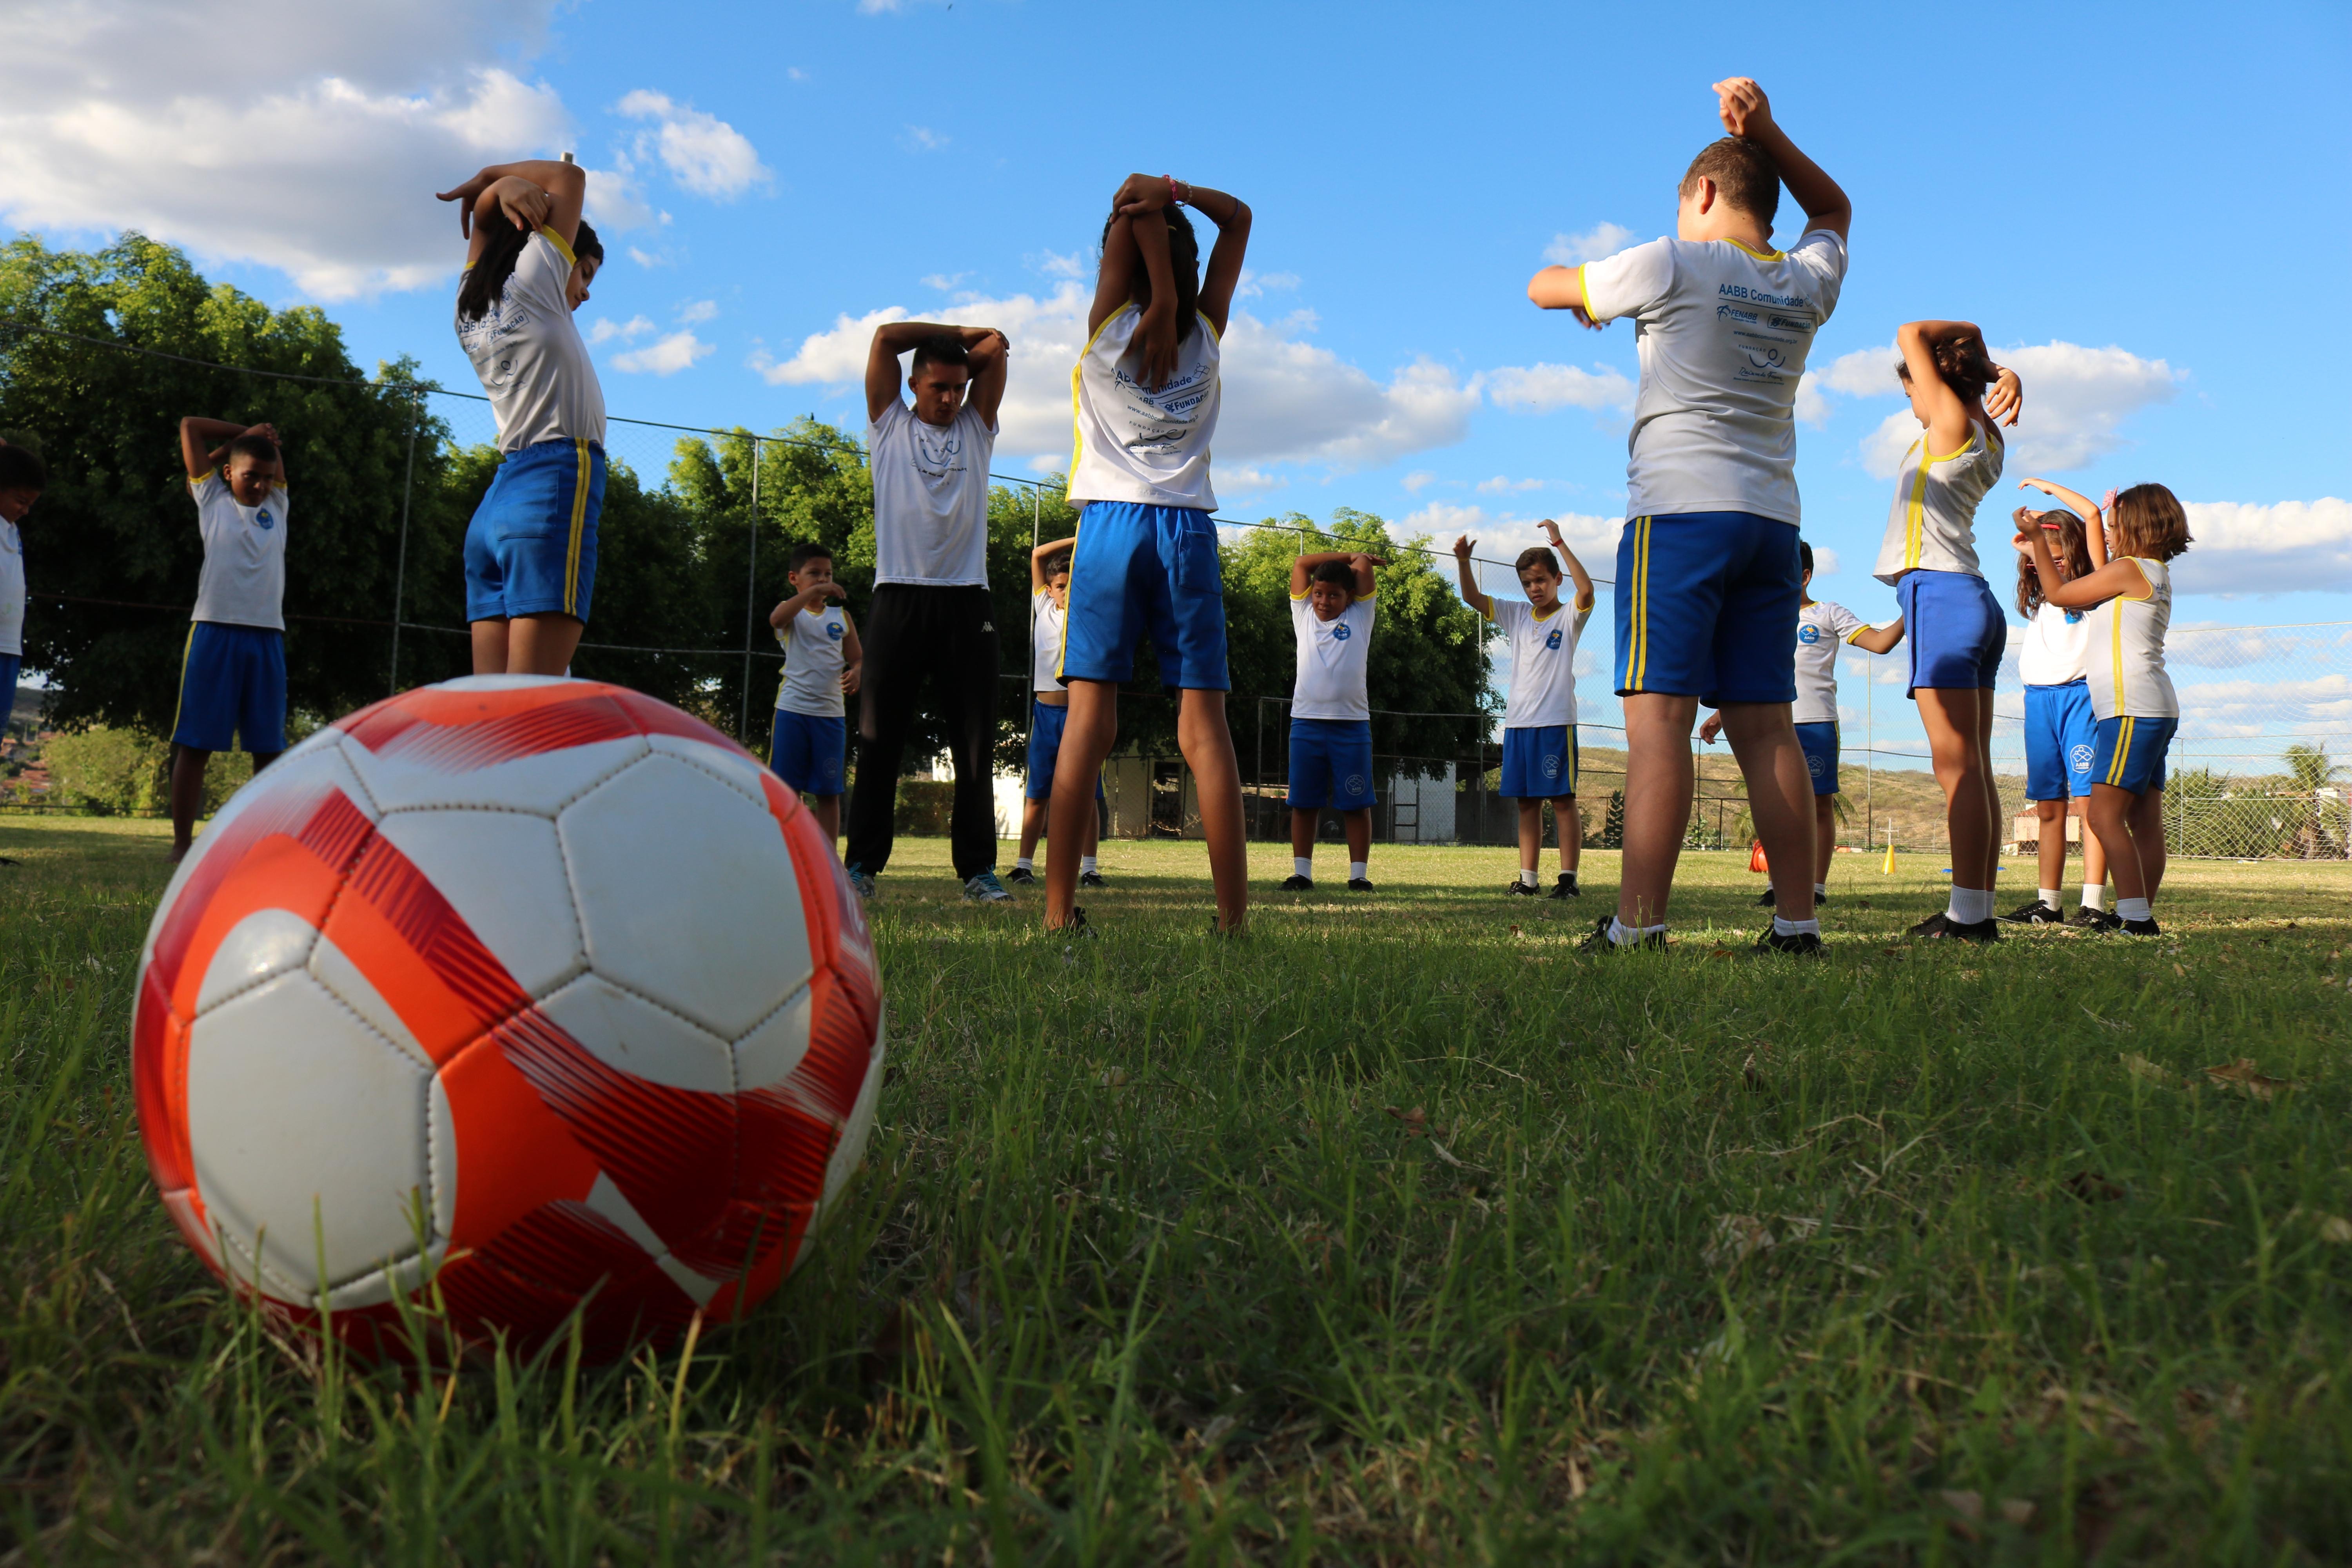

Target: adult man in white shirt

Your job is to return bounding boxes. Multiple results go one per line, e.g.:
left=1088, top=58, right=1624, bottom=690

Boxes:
left=0, top=442, right=43, bottom=711
left=842, top=321, right=1010, bottom=903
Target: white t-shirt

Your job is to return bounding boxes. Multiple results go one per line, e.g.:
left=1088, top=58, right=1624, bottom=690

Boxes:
left=773, top=603, right=849, bottom=717
left=2018, top=599, right=2092, bottom=687
left=189, top=471, right=287, bottom=630
left=1793, top=599, right=1866, bottom=724
left=0, top=520, right=23, bottom=657
left=2085, top=559, right=2179, bottom=720
left=1031, top=589, right=1069, bottom=694
left=1871, top=419, right=2004, bottom=584
left=1289, top=593, right=1376, bottom=722
left=1492, top=597, right=1591, bottom=729
left=1577, top=230, right=1847, bottom=524
left=455, top=227, right=606, bottom=454
left=867, top=400, right=995, bottom=588
left=1067, top=304, right=1221, bottom=511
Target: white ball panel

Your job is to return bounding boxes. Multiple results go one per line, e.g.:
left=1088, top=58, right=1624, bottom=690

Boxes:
left=307, top=931, right=434, bottom=1071
left=819, top=1007, right=886, bottom=1211
left=426, top=1072, right=457, bottom=1241
left=370, top=810, right=585, bottom=999
left=322, top=1241, right=449, bottom=1312
left=339, top=731, right=646, bottom=817
left=534, top=973, right=736, bottom=1094
left=559, top=755, right=813, bottom=1038
left=187, top=971, right=433, bottom=1296
left=194, top=908, right=320, bottom=1017
left=731, top=985, right=813, bottom=1092
left=641, top=732, right=775, bottom=809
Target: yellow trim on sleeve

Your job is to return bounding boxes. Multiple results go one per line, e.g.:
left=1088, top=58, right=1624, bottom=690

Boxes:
left=539, top=226, right=577, bottom=267
left=1843, top=624, right=1871, bottom=644
left=1577, top=263, right=1597, bottom=321
left=1198, top=310, right=1221, bottom=343
left=2118, top=558, right=2156, bottom=602
left=1479, top=601, right=1497, bottom=623
left=1289, top=590, right=1310, bottom=601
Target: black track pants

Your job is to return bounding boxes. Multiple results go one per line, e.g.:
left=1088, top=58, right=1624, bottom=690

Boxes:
left=843, top=583, right=1002, bottom=880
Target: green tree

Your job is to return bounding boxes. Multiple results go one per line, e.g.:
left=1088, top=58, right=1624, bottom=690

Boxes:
left=0, top=234, right=445, bottom=733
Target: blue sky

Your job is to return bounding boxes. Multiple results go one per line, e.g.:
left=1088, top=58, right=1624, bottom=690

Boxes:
left=4, top=0, right=2347, bottom=754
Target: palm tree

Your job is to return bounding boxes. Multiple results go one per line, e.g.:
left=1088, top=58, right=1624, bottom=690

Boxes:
left=2282, top=745, right=2347, bottom=858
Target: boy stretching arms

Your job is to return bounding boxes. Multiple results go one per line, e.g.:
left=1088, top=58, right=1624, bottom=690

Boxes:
left=1281, top=548, right=1384, bottom=892
left=1008, top=536, right=1105, bottom=889
left=1528, top=77, right=1851, bottom=954
left=1452, top=521, right=1594, bottom=898
left=0, top=441, right=44, bottom=705
left=767, top=541, right=861, bottom=848
left=1700, top=539, right=1902, bottom=907
left=171, top=417, right=290, bottom=863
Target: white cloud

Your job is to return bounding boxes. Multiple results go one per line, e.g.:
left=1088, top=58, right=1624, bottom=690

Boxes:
left=1859, top=410, right=1923, bottom=481
left=1235, top=269, right=1301, bottom=299
left=1543, top=223, right=1636, bottom=265
left=627, top=245, right=673, bottom=269
left=1400, top=505, right=1622, bottom=583
left=675, top=298, right=717, bottom=323
left=2175, top=498, right=2352, bottom=595
left=786, top=67, right=809, bottom=82
left=1483, top=361, right=1636, bottom=414
left=1035, top=250, right=1085, bottom=279
left=1815, top=343, right=1899, bottom=397
left=1792, top=374, right=1832, bottom=428
left=1808, top=546, right=1842, bottom=577
left=1215, top=466, right=1289, bottom=499
left=587, top=314, right=655, bottom=345
left=921, top=272, right=967, bottom=291
left=751, top=305, right=910, bottom=386
left=901, top=125, right=951, bottom=152
left=0, top=0, right=570, bottom=299
left=1401, top=471, right=1437, bottom=494
left=610, top=329, right=711, bottom=376
left=1844, top=341, right=2181, bottom=478
left=1476, top=475, right=1545, bottom=495
left=615, top=90, right=767, bottom=198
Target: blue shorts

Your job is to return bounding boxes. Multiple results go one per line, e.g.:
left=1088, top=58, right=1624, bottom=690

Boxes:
left=769, top=710, right=846, bottom=796
left=1059, top=501, right=1229, bottom=690
left=1500, top=724, right=1578, bottom=799
left=465, top=438, right=604, bottom=623
left=1896, top=569, right=2005, bottom=695
left=2024, top=679, right=2099, bottom=800
left=0, top=652, right=18, bottom=708
left=1615, top=512, right=1800, bottom=707
left=1796, top=720, right=1840, bottom=796
left=1287, top=718, right=1377, bottom=810
left=1024, top=699, right=1106, bottom=804
left=2092, top=714, right=2176, bottom=795
left=171, top=622, right=286, bottom=753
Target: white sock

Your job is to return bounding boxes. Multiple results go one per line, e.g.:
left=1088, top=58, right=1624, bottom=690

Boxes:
left=1608, top=917, right=1666, bottom=946
left=1773, top=915, right=1821, bottom=936
left=1015, top=856, right=1034, bottom=871
left=1079, top=855, right=1098, bottom=874
left=1562, top=868, right=1579, bottom=883
left=1814, top=882, right=1828, bottom=898
left=2082, top=882, right=2106, bottom=911
left=1349, top=860, right=1368, bottom=881
left=1294, top=857, right=1314, bottom=879
left=2039, top=887, right=2062, bottom=909
left=2117, top=896, right=2152, bottom=922
left=1948, top=886, right=1994, bottom=925
left=1520, top=868, right=1539, bottom=888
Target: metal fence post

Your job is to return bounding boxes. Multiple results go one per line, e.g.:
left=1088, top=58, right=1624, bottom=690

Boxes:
left=387, top=404, right=419, bottom=696
left=739, top=435, right=760, bottom=742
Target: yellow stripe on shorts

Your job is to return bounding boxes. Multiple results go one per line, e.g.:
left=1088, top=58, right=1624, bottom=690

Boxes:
left=564, top=439, right=590, bottom=617
left=169, top=623, right=198, bottom=739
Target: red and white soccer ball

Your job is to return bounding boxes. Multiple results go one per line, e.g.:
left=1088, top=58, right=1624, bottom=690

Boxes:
left=131, top=676, right=885, bottom=1360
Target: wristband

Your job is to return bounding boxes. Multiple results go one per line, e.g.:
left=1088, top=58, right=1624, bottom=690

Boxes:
left=1165, top=175, right=1186, bottom=207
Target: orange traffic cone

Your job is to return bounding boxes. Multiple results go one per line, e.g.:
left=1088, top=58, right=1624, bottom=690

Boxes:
left=1748, top=840, right=1768, bottom=874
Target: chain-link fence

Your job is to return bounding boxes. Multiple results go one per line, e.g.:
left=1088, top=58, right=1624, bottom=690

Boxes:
left=7, top=325, right=2345, bottom=854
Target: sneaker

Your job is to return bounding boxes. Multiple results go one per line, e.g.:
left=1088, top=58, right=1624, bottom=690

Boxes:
left=844, top=863, right=876, bottom=900
left=1347, top=877, right=1375, bottom=892
left=1004, top=866, right=1037, bottom=885
left=1079, top=869, right=1107, bottom=889
left=963, top=871, right=1013, bottom=905
left=1753, top=926, right=1825, bottom=956
left=2002, top=898, right=2063, bottom=924
left=1280, top=873, right=1314, bottom=891
left=1576, top=914, right=1666, bottom=954
left=1909, top=911, right=2001, bottom=943
left=1548, top=874, right=1581, bottom=900
left=2070, top=906, right=2122, bottom=931
left=2118, top=916, right=2162, bottom=936
left=1506, top=879, right=1539, bottom=897
left=1755, top=887, right=1779, bottom=907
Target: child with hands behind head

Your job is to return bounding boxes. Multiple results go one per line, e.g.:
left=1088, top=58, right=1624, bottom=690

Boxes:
left=767, top=542, right=861, bottom=849
left=1454, top=521, right=1596, bottom=899
left=2003, top=477, right=2114, bottom=927
left=1281, top=548, right=1384, bottom=893
left=1009, top=537, right=1105, bottom=890
left=2015, top=484, right=2193, bottom=936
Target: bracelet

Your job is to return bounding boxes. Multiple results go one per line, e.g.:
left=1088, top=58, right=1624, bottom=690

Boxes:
left=1165, top=175, right=1186, bottom=207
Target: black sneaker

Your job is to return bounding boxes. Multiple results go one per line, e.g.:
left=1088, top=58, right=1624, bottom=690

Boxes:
left=1577, top=914, right=1666, bottom=954
left=2002, top=898, right=2062, bottom=925
left=1755, top=887, right=1779, bottom=907
left=1004, top=866, right=1037, bottom=885
left=1909, top=911, right=2001, bottom=943
left=1347, top=877, right=1375, bottom=892
left=1754, top=926, right=1825, bottom=956
left=1506, top=879, right=1539, bottom=897
left=1280, top=873, right=1314, bottom=891
left=1078, top=869, right=1107, bottom=889
left=2119, top=916, right=2161, bottom=936
left=1548, top=873, right=1581, bottom=900
left=2070, top=907, right=2122, bottom=931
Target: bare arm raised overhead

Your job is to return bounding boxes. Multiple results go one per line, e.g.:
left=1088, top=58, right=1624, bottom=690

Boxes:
left=864, top=322, right=1007, bottom=426
left=436, top=159, right=587, bottom=265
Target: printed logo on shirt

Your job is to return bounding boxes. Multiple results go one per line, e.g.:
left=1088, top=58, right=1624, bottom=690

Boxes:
left=826, top=621, right=844, bottom=642
left=1332, top=622, right=1352, bottom=642
left=1544, top=627, right=1563, bottom=651
left=254, top=508, right=276, bottom=531
left=2064, top=610, right=2083, bottom=625
left=1797, top=624, right=1821, bottom=645
left=911, top=422, right=968, bottom=485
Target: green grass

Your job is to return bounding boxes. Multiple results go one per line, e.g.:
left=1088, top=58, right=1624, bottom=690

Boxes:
left=4, top=817, right=2349, bottom=1564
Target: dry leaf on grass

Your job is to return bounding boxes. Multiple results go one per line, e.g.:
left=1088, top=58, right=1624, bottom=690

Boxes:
left=2063, top=1171, right=2125, bottom=1203
left=2317, top=1214, right=2352, bottom=1245
left=2120, top=1053, right=2186, bottom=1089
left=2201, top=1058, right=2296, bottom=1101
left=1098, top=1067, right=1131, bottom=1088
left=1941, top=1490, right=2036, bottom=1537
left=1704, top=1214, right=1775, bottom=1270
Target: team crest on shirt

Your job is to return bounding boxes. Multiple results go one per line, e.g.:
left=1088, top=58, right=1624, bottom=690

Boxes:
left=1544, top=627, right=1563, bottom=651
left=1333, top=622, right=1352, bottom=641
left=1797, top=624, right=1820, bottom=644
left=254, top=509, right=275, bottom=531
left=826, top=621, right=844, bottom=642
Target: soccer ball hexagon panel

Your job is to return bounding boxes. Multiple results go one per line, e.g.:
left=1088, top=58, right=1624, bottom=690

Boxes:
left=133, top=677, right=885, bottom=1360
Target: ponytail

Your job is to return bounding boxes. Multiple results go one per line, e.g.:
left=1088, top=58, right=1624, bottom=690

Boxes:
left=457, top=214, right=600, bottom=322
left=1896, top=333, right=1999, bottom=400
